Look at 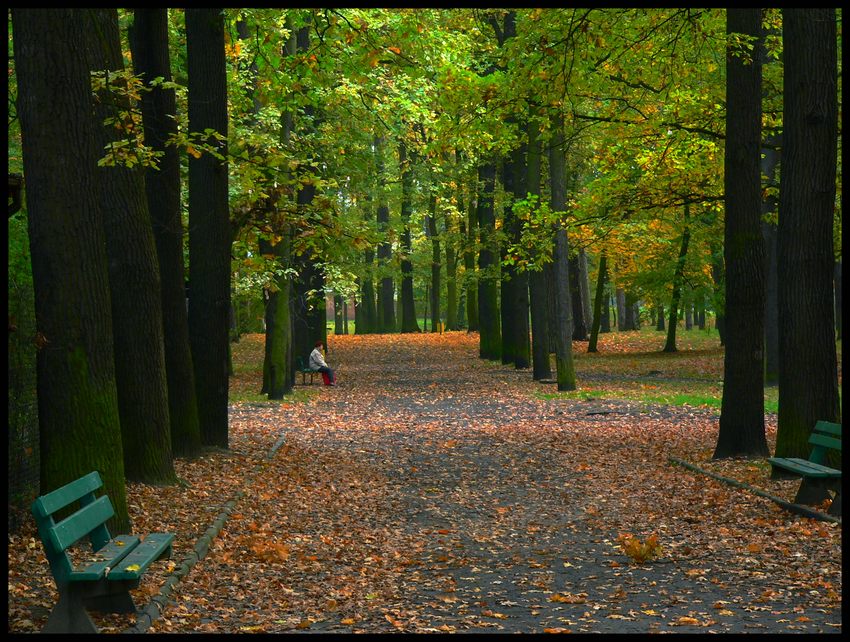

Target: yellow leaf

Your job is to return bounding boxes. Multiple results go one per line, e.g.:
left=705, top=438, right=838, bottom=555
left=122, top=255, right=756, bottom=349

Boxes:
left=341, top=618, right=356, bottom=625
left=549, top=593, right=586, bottom=604
left=124, top=564, right=141, bottom=572
left=673, top=616, right=700, bottom=626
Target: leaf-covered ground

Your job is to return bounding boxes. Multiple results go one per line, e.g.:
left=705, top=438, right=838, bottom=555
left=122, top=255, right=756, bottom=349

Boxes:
left=7, top=331, right=842, bottom=633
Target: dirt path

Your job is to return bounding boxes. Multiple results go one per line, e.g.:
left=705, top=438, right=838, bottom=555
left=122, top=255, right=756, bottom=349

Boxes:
left=158, top=333, right=841, bottom=634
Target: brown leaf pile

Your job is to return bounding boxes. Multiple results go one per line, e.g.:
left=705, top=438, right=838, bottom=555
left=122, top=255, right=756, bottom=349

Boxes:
left=7, top=330, right=842, bottom=634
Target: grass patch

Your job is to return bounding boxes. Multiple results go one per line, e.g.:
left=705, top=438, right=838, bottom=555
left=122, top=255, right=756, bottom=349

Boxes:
left=230, top=385, right=317, bottom=406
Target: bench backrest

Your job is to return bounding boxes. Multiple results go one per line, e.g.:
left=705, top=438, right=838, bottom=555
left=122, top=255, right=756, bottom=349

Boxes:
left=31, top=471, right=114, bottom=584
left=808, top=421, right=841, bottom=466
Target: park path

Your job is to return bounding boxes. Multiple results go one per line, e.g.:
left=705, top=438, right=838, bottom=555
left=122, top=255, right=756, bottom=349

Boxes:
left=158, top=333, right=841, bottom=634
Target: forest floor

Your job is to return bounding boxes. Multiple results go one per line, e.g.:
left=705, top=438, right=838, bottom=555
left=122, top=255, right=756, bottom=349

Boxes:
left=7, top=330, right=842, bottom=634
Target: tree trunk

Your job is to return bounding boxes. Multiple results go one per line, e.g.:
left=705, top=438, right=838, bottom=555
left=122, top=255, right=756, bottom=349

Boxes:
left=510, top=138, right=531, bottom=369
left=88, top=8, right=176, bottom=483
left=568, top=256, right=587, bottom=340
left=762, top=218, right=779, bottom=385
left=463, top=191, right=479, bottom=332
left=13, top=8, right=129, bottom=532
left=588, top=252, right=607, bottom=353
left=427, top=192, right=441, bottom=332
left=578, top=249, right=593, bottom=337
left=500, top=136, right=530, bottom=368
left=398, top=141, right=420, bottom=333
left=477, top=162, right=501, bottom=359
left=526, top=113, right=550, bottom=378
left=549, top=115, right=576, bottom=391
left=663, top=207, right=691, bottom=353
left=710, top=242, right=726, bottom=345
left=714, top=8, right=769, bottom=458
left=600, top=288, right=611, bottom=333
left=334, top=294, right=344, bottom=335
left=186, top=8, right=230, bottom=449
left=445, top=168, right=459, bottom=330
left=616, top=287, right=627, bottom=331
left=835, top=259, right=842, bottom=341
left=374, top=135, right=395, bottom=333
left=130, top=8, right=201, bottom=458
left=774, top=8, right=840, bottom=460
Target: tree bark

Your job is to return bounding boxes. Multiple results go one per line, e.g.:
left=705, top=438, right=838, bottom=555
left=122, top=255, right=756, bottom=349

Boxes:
left=588, top=252, right=607, bottom=353
left=464, top=189, right=479, bottom=332
left=527, top=113, right=551, bottom=379
left=13, top=8, right=130, bottom=532
left=663, top=208, right=691, bottom=353
left=88, top=8, right=176, bottom=483
left=714, top=7, right=769, bottom=458
left=130, top=8, right=201, bottom=458
left=549, top=115, right=576, bottom=391
left=477, top=162, right=501, bottom=359
left=399, top=140, right=420, bottom=332
left=186, top=8, right=230, bottom=448
left=374, top=135, right=396, bottom=333
left=775, top=8, right=840, bottom=460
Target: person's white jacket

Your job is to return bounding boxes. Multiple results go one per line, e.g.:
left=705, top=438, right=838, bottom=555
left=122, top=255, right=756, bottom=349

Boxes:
left=309, top=347, right=328, bottom=370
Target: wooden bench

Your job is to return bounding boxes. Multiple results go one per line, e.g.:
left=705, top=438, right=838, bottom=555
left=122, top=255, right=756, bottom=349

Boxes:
left=296, top=356, right=317, bottom=385
left=31, top=471, right=175, bottom=633
left=769, top=421, right=841, bottom=516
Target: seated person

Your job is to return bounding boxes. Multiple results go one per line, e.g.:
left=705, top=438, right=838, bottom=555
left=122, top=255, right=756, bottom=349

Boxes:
left=309, top=341, right=336, bottom=386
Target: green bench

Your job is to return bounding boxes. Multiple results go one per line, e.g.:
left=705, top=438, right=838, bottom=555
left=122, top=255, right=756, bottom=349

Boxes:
left=296, top=356, right=317, bottom=385
left=31, top=471, right=175, bottom=633
left=769, top=421, right=841, bottom=516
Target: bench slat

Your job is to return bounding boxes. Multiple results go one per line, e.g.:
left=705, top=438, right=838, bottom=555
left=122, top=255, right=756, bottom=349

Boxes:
left=69, top=535, right=141, bottom=581
left=47, top=496, right=115, bottom=553
left=31, top=471, right=104, bottom=519
left=808, top=433, right=842, bottom=452
left=813, top=421, right=842, bottom=437
left=769, top=457, right=842, bottom=478
left=107, top=533, right=174, bottom=581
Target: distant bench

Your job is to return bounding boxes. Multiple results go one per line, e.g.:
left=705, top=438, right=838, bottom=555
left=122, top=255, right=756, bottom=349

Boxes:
left=769, top=421, right=841, bottom=517
left=296, top=356, right=317, bottom=385
left=31, top=471, right=175, bottom=633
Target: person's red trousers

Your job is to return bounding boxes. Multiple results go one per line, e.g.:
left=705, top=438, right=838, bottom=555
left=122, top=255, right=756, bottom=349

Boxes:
left=321, top=372, right=331, bottom=385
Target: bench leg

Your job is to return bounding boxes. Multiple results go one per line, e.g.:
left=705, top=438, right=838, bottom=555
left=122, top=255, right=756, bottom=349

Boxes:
left=43, top=579, right=140, bottom=633
left=793, top=478, right=832, bottom=506
left=43, top=586, right=99, bottom=634
left=827, top=492, right=841, bottom=517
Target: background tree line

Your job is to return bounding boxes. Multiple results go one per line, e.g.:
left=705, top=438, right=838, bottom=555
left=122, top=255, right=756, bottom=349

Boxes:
left=8, top=8, right=840, bottom=530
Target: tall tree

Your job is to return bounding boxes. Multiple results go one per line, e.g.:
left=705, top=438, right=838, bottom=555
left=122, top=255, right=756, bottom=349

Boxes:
left=426, top=191, right=441, bottom=332
left=463, top=188, right=479, bottom=332
left=662, top=206, right=692, bottom=353
left=477, top=162, right=501, bottom=359
left=774, top=8, right=840, bottom=460
left=549, top=114, right=577, bottom=391
left=527, top=113, right=551, bottom=379
left=291, top=21, right=328, bottom=363
left=588, top=251, right=608, bottom=353
left=130, top=8, right=202, bottom=458
left=12, top=8, right=130, bottom=531
left=398, top=140, right=420, bottom=332
left=186, top=8, right=230, bottom=448
left=713, top=8, right=769, bottom=458
left=374, top=135, right=396, bottom=333
left=87, top=8, right=177, bottom=483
